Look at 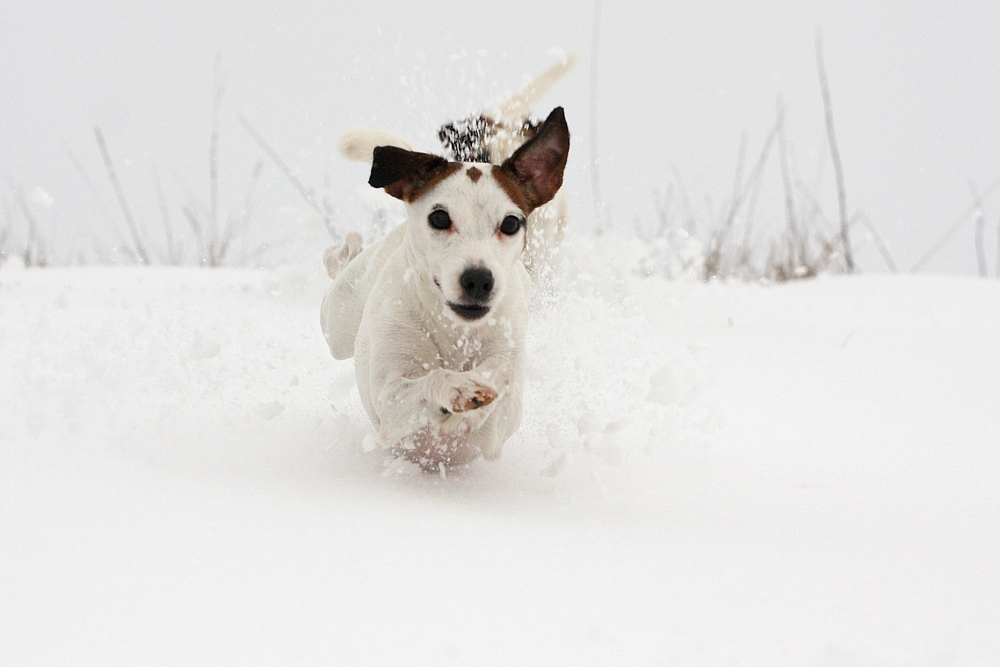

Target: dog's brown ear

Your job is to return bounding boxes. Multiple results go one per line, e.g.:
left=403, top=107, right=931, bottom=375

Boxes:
left=369, top=146, right=458, bottom=201
left=495, top=107, right=570, bottom=212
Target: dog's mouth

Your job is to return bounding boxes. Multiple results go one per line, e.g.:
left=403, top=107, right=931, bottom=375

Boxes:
left=447, top=302, right=490, bottom=321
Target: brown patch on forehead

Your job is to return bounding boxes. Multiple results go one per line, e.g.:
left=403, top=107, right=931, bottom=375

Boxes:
left=403, top=162, right=462, bottom=202
left=466, top=166, right=483, bottom=183
left=490, top=165, right=534, bottom=214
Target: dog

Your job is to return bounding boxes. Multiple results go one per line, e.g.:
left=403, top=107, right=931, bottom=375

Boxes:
left=321, top=107, right=570, bottom=470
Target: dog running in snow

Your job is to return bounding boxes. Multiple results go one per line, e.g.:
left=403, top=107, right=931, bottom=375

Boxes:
left=321, top=58, right=574, bottom=470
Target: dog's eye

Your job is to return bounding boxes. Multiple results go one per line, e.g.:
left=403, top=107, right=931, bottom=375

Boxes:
left=428, top=209, right=452, bottom=231
left=499, top=215, right=523, bottom=236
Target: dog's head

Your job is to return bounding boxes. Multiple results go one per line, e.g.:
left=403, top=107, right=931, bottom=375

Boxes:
left=368, top=107, right=569, bottom=326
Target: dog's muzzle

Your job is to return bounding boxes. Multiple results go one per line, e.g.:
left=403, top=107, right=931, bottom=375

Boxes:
left=448, top=267, right=494, bottom=321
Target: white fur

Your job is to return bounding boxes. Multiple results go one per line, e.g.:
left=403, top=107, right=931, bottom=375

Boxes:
left=321, top=168, right=530, bottom=467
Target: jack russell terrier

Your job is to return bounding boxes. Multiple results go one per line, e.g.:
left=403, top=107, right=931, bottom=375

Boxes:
left=322, top=59, right=573, bottom=470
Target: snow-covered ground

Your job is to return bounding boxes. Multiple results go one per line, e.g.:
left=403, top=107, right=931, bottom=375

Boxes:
left=1, top=237, right=998, bottom=665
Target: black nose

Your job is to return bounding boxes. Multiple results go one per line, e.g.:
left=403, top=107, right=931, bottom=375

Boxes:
left=459, top=267, right=494, bottom=301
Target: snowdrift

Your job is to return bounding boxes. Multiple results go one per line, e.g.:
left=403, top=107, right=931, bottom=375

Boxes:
left=1, top=237, right=998, bottom=665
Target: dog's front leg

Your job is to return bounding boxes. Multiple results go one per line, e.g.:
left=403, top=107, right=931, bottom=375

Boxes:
left=373, top=368, right=499, bottom=449
left=467, top=354, right=523, bottom=460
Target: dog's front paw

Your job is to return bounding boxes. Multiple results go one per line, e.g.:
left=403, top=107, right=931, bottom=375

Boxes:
left=429, top=371, right=498, bottom=434
left=451, top=382, right=497, bottom=413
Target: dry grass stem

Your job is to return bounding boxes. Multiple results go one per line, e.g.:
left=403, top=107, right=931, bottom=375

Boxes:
left=94, top=126, right=150, bottom=265
left=912, top=173, right=1000, bottom=271
left=816, top=29, right=854, bottom=272
left=589, top=0, right=608, bottom=234
left=238, top=114, right=338, bottom=241
left=970, top=182, right=987, bottom=277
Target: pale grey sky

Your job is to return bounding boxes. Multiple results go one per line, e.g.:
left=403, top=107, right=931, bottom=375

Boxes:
left=2, top=1, right=998, bottom=273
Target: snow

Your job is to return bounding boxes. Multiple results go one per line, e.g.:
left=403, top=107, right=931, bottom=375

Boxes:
left=1, top=238, right=998, bottom=665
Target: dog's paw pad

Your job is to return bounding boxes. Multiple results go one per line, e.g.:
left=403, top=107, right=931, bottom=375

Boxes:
left=452, top=385, right=497, bottom=413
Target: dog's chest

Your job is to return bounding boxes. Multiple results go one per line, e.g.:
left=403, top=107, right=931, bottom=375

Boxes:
left=426, top=324, right=507, bottom=372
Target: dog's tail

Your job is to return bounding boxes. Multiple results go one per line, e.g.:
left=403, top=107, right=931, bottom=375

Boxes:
left=338, top=129, right=414, bottom=164
left=495, top=52, right=579, bottom=125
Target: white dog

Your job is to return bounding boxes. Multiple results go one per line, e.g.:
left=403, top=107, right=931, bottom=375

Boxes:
left=321, top=107, right=570, bottom=470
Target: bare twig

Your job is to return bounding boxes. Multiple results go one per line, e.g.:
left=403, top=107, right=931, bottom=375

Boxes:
left=219, top=159, right=263, bottom=261
left=764, top=169, right=848, bottom=282
left=10, top=185, right=35, bottom=266
left=210, top=54, right=226, bottom=256
left=8, top=183, right=47, bottom=267
left=738, top=123, right=780, bottom=219
left=181, top=204, right=207, bottom=263
left=911, top=173, right=1000, bottom=271
left=152, top=168, right=181, bottom=264
left=671, top=165, right=696, bottom=236
left=970, top=182, right=987, bottom=277
left=816, top=29, right=854, bottom=272
left=172, top=169, right=213, bottom=264
left=65, top=148, right=137, bottom=263
left=589, top=0, right=607, bottom=234
left=94, top=126, right=150, bottom=265
left=0, top=194, right=13, bottom=266
left=172, top=168, right=209, bottom=218
left=704, top=134, right=745, bottom=279
left=704, top=120, right=779, bottom=280
left=238, top=114, right=338, bottom=241
left=855, top=211, right=897, bottom=272
left=0, top=229, right=10, bottom=266
left=322, top=171, right=335, bottom=225
left=725, top=132, right=749, bottom=227
left=654, top=185, right=675, bottom=238
left=795, top=180, right=836, bottom=229
left=776, top=97, right=800, bottom=263
left=741, top=138, right=772, bottom=250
